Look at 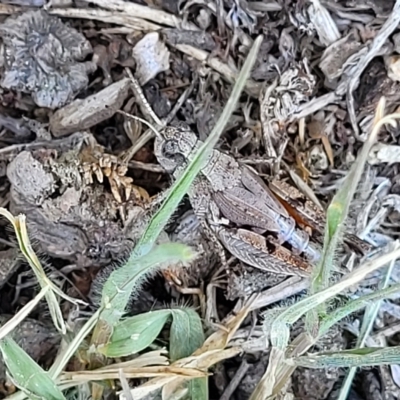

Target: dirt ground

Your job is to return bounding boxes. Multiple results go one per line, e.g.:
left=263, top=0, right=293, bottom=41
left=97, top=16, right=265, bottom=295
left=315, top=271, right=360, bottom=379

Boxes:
left=0, top=0, right=400, bottom=399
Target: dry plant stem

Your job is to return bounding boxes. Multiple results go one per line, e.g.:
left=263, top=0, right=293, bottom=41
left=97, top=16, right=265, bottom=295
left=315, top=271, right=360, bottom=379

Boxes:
left=175, top=44, right=261, bottom=98
left=80, top=0, right=199, bottom=31
left=233, top=276, right=309, bottom=313
left=6, top=351, right=183, bottom=400
left=128, top=160, right=165, bottom=173
left=128, top=348, right=241, bottom=399
left=118, top=370, right=134, bottom=400
left=49, top=8, right=162, bottom=31
left=0, top=131, right=89, bottom=155
left=220, top=360, right=250, bottom=400
left=269, top=333, right=315, bottom=398
left=344, top=0, right=400, bottom=139
left=291, top=92, right=339, bottom=120
left=125, top=68, right=163, bottom=126
left=249, top=333, right=315, bottom=400
left=373, top=322, right=400, bottom=339
left=249, top=347, right=283, bottom=400
left=0, top=286, right=49, bottom=341
left=60, top=366, right=207, bottom=381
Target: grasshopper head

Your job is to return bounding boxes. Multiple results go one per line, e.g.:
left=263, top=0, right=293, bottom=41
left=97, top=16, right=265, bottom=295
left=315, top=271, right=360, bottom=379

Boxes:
left=154, top=124, right=198, bottom=173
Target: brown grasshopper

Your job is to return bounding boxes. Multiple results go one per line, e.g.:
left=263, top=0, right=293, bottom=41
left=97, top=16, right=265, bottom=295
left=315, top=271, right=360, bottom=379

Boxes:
left=154, top=123, right=370, bottom=278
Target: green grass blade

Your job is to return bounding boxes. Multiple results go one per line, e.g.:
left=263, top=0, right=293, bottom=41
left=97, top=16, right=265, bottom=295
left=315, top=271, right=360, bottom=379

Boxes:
left=49, top=310, right=100, bottom=380
left=0, top=337, right=66, bottom=400
left=100, top=310, right=171, bottom=357
left=315, top=98, right=386, bottom=290
left=132, top=35, right=263, bottom=258
left=306, top=98, right=386, bottom=334
left=290, top=346, right=400, bottom=369
left=170, top=307, right=206, bottom=400
left=319, top=282, right=400, bottom=336
left=269, top=246, right=400, bottom=349
left=337, top=242, right=398, bottom=400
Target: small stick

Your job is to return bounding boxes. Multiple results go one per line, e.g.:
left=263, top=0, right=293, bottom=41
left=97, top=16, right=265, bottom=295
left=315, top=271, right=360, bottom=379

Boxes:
left=219, top=360, right=250, bottom=400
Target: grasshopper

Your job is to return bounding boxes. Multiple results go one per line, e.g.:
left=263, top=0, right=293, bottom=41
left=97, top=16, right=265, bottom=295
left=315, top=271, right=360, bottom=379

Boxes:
left=154, top=123, right=370, bottom=278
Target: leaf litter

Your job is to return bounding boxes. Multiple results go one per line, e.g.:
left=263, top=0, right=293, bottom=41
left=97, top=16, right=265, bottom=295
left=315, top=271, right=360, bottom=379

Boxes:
left=0, top=1, right=400, bottom=399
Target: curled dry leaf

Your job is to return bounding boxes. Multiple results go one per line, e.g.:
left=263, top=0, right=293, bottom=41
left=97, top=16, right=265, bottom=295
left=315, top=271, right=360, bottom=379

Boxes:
left=0, top=10, right=96, bottom=109
left=260, top=60, right=316, bottom=159
left=132, top=32, right=170, bottom=85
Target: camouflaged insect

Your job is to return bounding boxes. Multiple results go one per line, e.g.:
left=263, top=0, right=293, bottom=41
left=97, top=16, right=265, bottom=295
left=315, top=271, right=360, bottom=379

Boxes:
left=154, top=124, right=322, bottom=277
left=154, top=123, right=371, bottom=277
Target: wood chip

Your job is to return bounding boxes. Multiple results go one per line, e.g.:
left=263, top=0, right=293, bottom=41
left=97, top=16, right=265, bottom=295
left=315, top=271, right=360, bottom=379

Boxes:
left=50, top=78, right=130, bottom=137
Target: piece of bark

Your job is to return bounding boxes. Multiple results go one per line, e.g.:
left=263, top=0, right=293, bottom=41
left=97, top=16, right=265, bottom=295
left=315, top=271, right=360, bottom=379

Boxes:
left=50, top=78, right=130, bottom=137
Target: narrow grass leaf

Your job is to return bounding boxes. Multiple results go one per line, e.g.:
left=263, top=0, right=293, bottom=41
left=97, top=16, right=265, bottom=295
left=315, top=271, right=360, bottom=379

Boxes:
left=0, top=336, right=66, bottom=400
left=337, top=242, right=398, bottom=400
left=101, top=310, right=171, bottom=357
left=319, top=282, right=400, bottom=336
left=317, top=98, right=386, bottom=285
left=307, top=98, right=386, bottom=334
left=0, top=209, right=83, bottom=334
left=290, top=346, right=400, bottom=369
left=131, top=35, right=263, bottom=259
left=269, top=246, right=400, bottom=349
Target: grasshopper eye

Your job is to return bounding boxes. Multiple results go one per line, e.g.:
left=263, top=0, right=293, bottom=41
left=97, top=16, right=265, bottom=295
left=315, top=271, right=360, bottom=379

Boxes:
left=163, top=140, right=181, bottom=157
left=162, top=140, right=187, bottom=164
